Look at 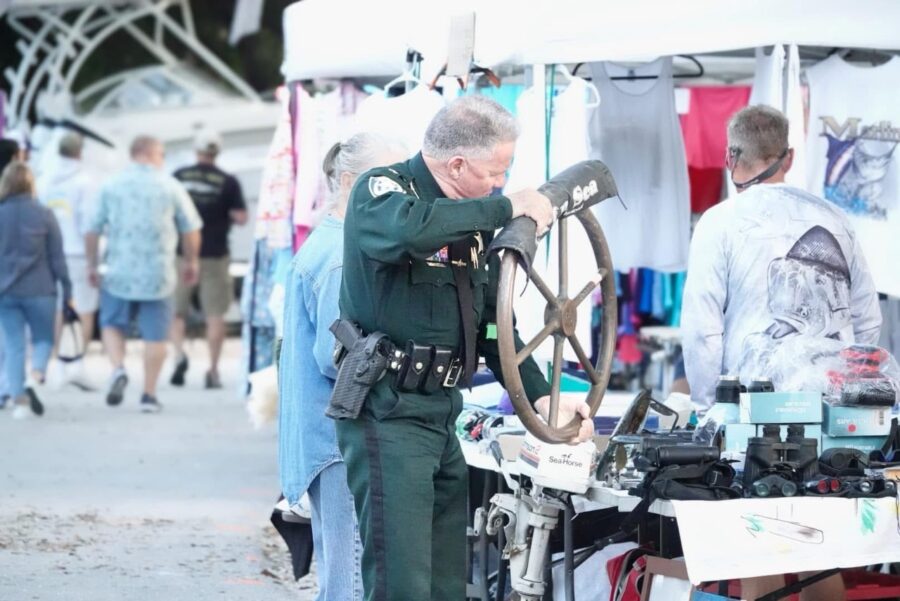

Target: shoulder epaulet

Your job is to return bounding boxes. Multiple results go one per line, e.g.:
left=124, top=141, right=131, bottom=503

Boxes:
left=364, top=166, right=418, bottom=199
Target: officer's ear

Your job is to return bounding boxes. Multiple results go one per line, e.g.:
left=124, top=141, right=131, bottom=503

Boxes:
left=447, top=156, right=466, bottom=180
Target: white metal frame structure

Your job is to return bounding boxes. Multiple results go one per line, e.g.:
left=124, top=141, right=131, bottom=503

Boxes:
left=3, top=0, right=259, bottom=130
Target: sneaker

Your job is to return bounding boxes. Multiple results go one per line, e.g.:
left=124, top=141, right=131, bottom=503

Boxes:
left=106, top=370, right=128, bottom=406
left=13, top=393, right=35, bottom=419
left=12, top=402, right=32, bottom=420
left=24, top=386, right=45, bottom=416
left=204, top=371, right=222, bottom=390
left=140, top=393, right=163, bottom=414
left=170, top=356, right=189, bottom=387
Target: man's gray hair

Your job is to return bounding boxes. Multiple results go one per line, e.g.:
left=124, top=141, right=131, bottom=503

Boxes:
left=422, top=96, right=519, bottom=161
left=130, top=135, right=161, bottom=158
left=727, top=105, right=789, bottom=167
left=58, top=132, right=83, bottom=159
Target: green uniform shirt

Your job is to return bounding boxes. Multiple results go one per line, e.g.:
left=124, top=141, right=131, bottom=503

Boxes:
left=340, top=152, right=551, bottom=402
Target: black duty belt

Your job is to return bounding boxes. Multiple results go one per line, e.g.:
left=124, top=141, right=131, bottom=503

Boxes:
left=387, top=339, right=464, bottom=392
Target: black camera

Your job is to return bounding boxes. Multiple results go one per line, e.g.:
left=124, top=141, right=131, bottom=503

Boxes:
left=743, top=424, right=818, bottom=489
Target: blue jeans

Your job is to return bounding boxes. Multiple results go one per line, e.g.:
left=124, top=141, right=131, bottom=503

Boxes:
left=0, top=295, right=56, bottom=397
left=308, top=461, right=364, bottom=601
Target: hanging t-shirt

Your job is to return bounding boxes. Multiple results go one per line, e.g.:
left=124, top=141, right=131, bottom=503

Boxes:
left=587, top=58, right=690, bottom=272
left=255, top=93, right=295, bottom=249
left=749, top=46, right=785, bottom=109
left=506, top=76, right=595, bottom=189
left=680, top=86, right=751, bottom=170
left=506, top=76, right=597, bottom=364
left=353, top=85, right=445, bottom=157
left=805, top=54, right=900, bottom=297
left=679, top=85, right=750, bottom=214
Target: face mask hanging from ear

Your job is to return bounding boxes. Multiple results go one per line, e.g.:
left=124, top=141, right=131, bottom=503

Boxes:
left=727, top=147, right=790, bottom=190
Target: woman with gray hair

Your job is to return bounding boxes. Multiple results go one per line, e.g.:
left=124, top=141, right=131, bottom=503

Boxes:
left=0, top=160, right=72, bottom=419
left=278, top=133, right=406, bottom=601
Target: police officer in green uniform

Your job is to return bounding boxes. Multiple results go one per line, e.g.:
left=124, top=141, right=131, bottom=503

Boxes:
left=336, top=96, right=595, bottom=601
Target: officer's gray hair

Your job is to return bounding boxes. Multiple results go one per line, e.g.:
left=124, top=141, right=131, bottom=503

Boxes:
left=727, top=105, right=789, bottom=168
left=422, top=96, right=519, bottom=161
left=322, top=132, right=407, bottom=199
left=58, top=132, right=83, bottom=159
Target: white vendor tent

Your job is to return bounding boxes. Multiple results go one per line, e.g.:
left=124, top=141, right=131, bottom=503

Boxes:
left=282, top=0, right=900, bottom=80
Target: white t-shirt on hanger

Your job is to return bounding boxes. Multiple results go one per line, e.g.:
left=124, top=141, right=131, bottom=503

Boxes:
left=507, top=76, right=596, bottom=363
left=805, top=54, right=900, bottom=297
left=745, top=45, right=806, bottom=190
left=587, top=58, right=690, bottom=273
left=353, top=85, right=445, bottom=157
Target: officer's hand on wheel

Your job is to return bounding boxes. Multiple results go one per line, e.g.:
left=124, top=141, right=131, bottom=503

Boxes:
left=508, top=189, right=554, bottom=237
left=534, top=396, right=595, bottom=444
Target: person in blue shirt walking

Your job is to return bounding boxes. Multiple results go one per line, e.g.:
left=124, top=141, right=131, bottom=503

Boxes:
left=278, top=133, right=406, bottom=601
left=85, top=136, right=202, bottom=413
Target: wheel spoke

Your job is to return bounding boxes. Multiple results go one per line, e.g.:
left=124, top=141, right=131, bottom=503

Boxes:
left=529, top=270, right=558, bottom=306
left=516, top=319, right=558, bottom=366
left=548, top=335, right=564, bottom=428
left=567, top=335, right=601, bottom=385
left=558, top=218, right=568, bottom=298
left=572, top=268, right=608, bottom=308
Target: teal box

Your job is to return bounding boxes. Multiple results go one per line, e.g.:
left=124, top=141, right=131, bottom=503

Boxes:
left=739, top=392, right=823, bottom=424
left=821, top=434, right=886, bottom=454
left=822, top=403, right=891, bottom=437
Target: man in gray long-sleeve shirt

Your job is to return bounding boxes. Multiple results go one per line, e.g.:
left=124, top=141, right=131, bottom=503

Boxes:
left=682, top=106, right=882, bottom=414
left=681, top=104, right=880, bottom=601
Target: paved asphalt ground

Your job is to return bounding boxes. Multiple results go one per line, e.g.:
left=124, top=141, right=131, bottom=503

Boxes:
left=0, top=339, right=317, bottom=600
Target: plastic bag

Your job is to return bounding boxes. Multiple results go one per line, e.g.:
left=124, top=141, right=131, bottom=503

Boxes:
left=824, top=344, right=900, bottom=408
left=692, top=401, right=739, bottom=446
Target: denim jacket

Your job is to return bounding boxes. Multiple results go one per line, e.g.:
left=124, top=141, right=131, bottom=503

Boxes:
left=278, top=215, right=344, bottom=504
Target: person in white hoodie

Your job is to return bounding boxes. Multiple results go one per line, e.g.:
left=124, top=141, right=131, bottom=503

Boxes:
left=37, top=132, right=99, bottom=349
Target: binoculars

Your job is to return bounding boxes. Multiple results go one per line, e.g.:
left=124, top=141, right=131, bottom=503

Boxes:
left=744, top=424, right=819, bottom=490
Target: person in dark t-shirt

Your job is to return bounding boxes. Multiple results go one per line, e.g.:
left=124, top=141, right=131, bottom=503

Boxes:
left=170, top=132, right=247, bottom=389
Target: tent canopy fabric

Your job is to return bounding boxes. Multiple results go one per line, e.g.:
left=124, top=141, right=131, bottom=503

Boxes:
left=282, top=0, right=900, bottom=81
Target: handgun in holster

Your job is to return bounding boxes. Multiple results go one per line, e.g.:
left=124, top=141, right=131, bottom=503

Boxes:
left=326, top=319, right=393, bottom=420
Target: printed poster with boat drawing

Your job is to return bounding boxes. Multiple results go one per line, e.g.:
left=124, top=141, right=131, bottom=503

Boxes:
left=672, top=497, right=900, bottom=584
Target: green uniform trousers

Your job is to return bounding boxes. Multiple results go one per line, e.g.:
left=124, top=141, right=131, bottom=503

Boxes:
left=336, top=379, right=466, bottom=601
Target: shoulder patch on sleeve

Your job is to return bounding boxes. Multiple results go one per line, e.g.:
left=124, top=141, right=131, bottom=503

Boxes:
left=368, top=175, right=405, bottom=197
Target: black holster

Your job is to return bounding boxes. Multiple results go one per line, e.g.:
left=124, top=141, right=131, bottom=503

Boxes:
left=326, top=319, right=392, bottom=420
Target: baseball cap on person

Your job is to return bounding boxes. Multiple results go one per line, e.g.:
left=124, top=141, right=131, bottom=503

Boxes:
left=194, top=130, right=222, bottom=155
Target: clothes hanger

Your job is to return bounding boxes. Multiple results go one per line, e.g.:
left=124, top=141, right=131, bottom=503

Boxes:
left=551, top=64, right=601, bottom=109
left=428, top=63, right=502, bottom=91
left=383, top=50, right=424, bottom=96
left=572, top=55, right=705, bottom=81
